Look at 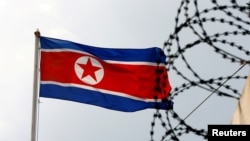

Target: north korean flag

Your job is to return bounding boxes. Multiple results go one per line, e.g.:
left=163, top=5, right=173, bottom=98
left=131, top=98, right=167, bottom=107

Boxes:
left=39, top=36, right=172, bottom=112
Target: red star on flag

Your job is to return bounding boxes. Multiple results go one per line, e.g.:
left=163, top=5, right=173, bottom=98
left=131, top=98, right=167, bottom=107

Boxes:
left=77, top=58, right=102, bottom=81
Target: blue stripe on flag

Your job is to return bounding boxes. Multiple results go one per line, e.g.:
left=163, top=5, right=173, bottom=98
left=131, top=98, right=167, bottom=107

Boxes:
left=40, top=84, right=173, bottom=112
left=40, top=36, right=166, bottom=63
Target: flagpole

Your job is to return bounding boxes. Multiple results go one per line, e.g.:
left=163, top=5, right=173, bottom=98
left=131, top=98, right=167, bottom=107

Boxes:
left=31, top=29, right=40, bottom=141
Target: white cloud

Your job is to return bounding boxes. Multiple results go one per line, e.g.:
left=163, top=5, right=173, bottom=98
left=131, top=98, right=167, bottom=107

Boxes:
left=0, top=0, right=6, bottom=11
left=35, top=0, right=60, bottom=17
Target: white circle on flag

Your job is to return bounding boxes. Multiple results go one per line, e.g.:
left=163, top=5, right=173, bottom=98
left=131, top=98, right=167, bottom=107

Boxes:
left=74, top=56, right=104, bottom=85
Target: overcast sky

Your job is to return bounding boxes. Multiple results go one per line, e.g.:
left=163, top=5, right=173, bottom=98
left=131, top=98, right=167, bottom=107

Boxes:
left=0, top=0, right=249, bottom=141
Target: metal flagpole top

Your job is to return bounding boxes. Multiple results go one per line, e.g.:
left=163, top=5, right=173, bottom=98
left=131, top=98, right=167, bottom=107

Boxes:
left=34, top=29, right=40, bottom=38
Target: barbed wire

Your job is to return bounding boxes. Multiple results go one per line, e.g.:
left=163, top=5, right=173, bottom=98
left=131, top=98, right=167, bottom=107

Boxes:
left=151, top=0, right=250, bottom=141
